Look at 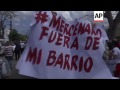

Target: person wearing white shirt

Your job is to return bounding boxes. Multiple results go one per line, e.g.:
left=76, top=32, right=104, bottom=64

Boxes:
left=12, top=44, right=16, bottom=51
left=20, top=42, right=25, bottom=54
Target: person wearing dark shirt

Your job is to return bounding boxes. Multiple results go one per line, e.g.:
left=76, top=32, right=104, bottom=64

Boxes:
left=14, top=40, right=21, bottom=60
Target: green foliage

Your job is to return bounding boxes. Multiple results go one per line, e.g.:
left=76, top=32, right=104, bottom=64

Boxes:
left=18, top=34, right=27, bottom=41
left=9, top=29, right=19, bottom=41
left=9, top=29, right=27, bottom=41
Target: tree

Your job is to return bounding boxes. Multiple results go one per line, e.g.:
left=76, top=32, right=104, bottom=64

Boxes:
left=0, top=11, right=16, bottom=38
left=9, top=29, right=28, bottom=41
left=18, top=34, right=27, bottom=41
left=104, top=11, right=120, bottom=40
left=9, top=29, right=19, bottom=41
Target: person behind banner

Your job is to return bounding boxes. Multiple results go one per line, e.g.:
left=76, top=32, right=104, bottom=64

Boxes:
left=20, top=41, right=25, bottom=54
left=116, top=36, right=120, bottom=49
left=107, top=41, right=114, bottom=60
left=112, top=40, right=120, bottom=78
left=102, top=44, right=109, bottom=61
left=102, top=40, right=114, bottom=61
left=103, top=40, right=117, bottom=76
left=14, top=40, right=21, bottom=60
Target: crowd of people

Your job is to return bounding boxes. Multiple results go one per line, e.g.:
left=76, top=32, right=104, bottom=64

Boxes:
left=0, top=40, right=27, bottom=78
left=103, top=36, right=120, bottom=78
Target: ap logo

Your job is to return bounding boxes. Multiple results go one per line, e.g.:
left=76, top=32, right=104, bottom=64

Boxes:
left=94, top=11, right=103, bottom=22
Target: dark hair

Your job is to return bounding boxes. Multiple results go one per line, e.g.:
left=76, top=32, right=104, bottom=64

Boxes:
left=107, top=41, right=114, bottom=50
left=112, top=40, right=119, bottom=48
left=5, top=41, right=10, bottom=46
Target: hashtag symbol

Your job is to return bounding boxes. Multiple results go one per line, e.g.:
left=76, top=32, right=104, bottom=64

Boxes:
left=35, top=11, right=48, bottom=24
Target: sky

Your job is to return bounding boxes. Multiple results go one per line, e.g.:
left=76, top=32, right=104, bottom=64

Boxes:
left=12, top=11, right=36, bottom=35
left=12, top=11, right=110, bottom=35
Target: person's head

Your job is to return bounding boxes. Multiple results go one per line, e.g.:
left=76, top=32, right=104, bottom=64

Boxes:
left=112, top=40, right=119, bottom=48
left=107, top=41, right=114, bottom=50
left=5, top=41, right=10, bottom=46
left=9, top=41, right=12, bottom=45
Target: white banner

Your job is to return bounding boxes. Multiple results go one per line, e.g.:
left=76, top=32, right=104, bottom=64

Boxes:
left=16, top=11, right=112, bottom=79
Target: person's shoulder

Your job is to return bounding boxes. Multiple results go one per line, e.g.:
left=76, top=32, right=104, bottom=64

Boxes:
left=114, top=47, right=119, bottom=50
left=113, top=47, right=120, bottom=52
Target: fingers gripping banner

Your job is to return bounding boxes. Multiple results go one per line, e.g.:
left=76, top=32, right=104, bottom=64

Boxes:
left=16, top=11, right=112, bottom=79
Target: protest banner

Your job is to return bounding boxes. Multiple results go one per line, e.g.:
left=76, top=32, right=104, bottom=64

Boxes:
left=16, top=11, right=112, bottom=79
